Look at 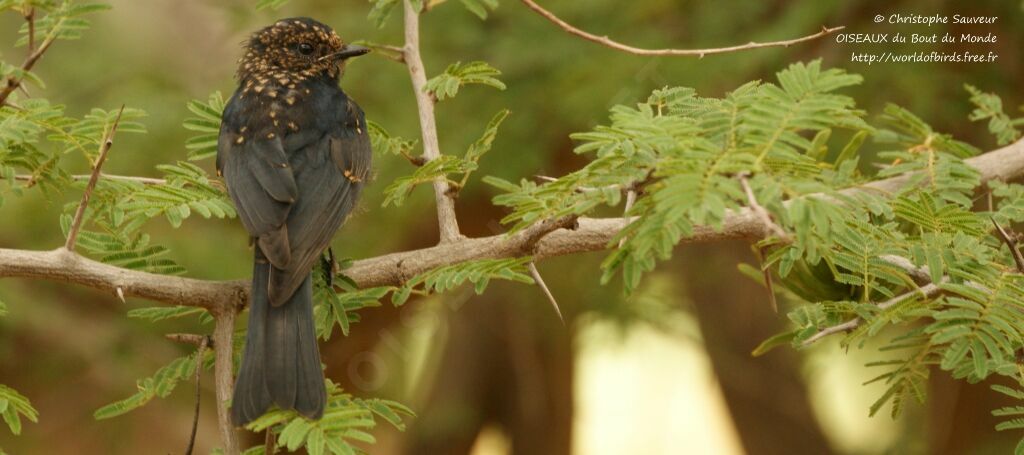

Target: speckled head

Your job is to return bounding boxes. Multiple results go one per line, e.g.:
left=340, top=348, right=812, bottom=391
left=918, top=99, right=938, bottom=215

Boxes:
left=237, top=17, right=369, bottom=83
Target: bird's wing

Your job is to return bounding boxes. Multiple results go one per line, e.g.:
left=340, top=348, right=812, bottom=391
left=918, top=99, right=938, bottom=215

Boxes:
left=217, top=126, right=297, bottom=269
left=266, top=100, right=372, bottom=306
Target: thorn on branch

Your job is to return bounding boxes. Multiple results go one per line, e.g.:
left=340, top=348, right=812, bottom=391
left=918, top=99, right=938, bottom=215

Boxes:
left=518, top=0, right=843, bottom=57
left=754, top=246, right=778, bottom=313
left=528, top=262, right=564, bottom=324
left=65, top=105, right=126, bottom=252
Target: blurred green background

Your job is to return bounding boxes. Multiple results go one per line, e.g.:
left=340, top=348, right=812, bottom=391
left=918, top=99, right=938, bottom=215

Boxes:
left=0, top=0, right=1021, bottom=453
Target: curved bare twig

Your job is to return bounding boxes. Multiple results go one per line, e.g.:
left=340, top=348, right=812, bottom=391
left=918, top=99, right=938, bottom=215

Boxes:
left=519, top=0, right=843, bottom=57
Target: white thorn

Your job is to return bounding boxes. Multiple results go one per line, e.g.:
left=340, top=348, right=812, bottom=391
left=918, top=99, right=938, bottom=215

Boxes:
left=528, top=262, right=564, bottom=324
left=116, top=286, right=126, bottom=303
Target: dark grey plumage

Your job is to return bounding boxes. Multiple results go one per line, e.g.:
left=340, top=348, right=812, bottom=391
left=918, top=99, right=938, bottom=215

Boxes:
left=217, top=17, right=371, bottom=425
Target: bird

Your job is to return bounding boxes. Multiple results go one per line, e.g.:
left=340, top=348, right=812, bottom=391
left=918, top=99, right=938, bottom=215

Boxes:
left=216, top=17, right=371, bottom=425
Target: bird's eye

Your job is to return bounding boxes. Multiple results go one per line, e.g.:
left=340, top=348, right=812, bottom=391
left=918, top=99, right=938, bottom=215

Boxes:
left=297, top=43, right=314, bottom=55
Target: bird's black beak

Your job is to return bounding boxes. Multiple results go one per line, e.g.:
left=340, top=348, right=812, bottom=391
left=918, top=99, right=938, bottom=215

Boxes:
left=335, top=44, right=370, bottom=60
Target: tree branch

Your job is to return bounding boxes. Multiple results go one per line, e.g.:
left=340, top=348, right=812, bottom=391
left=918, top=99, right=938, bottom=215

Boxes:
left=402, top=0, right=462, bottom=243
left=65, top=105, right=125, bottom=251
left=801, top=282, right=944, bottom=346
left=212, top=311, right=239, bottom=454
left=519, top=0, right=843, bottom=57
left=0, top=20, right=58, bottom=105
left=0, top=139, right=1020, bottom=311
left=15, top=173, right=166, bottom=186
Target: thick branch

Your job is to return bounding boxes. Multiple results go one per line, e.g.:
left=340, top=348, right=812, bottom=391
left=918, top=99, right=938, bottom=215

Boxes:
left=0, top=248, right=248, bottom=312
left=519, top=0, right=843, bottom=57
left=402, top=0, right=462, bottom=243
left=0, top=139, right=1020, bottom=310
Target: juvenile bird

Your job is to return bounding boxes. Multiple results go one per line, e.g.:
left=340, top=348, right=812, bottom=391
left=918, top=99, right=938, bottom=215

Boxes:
left=216, top=17, right=371, bottom=425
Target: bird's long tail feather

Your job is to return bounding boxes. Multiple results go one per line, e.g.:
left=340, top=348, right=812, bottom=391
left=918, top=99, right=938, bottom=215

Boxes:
left=232, top=248, right=326, bottom=425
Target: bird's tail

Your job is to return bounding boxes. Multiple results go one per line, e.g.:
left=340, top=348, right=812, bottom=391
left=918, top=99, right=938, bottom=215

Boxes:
left=231, top=248, right=326, bottom=426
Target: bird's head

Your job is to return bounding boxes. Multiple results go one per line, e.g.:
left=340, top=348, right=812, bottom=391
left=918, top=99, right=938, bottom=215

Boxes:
left=237, top=17, right=369, bottom=83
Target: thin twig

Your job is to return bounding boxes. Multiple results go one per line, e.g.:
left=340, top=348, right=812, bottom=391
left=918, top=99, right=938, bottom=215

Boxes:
left=992, top=217, right=1024, bottom=273
left=738, top=173, right=790, bottom=240
left=802, top=282, right=943, bottom=346
left=534, top=175, right=619, bottom=193
left=519, top=0, right=843, bottom=57
left=166, top=333, right=213, bottom=347
left=65, top=105, right=126, bottom=252
left=402, top=0, right=462, bottom=243
left=184, top=336, right=210, bottom=455
left=527, top=262, right=563, bottom=323
left=0, top=25, right=58, bottom=105
left=212, top=312, right=239, bottom=454
left=25, top=8, right=35, bottom=53
left=361, top=41, right=406, bottom=63
left=15, top=173, right=166, bottom=186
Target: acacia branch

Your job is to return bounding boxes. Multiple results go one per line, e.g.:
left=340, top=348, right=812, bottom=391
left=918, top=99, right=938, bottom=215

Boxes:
left=0, top=139, right=1020, bottom=311
left=801, top=282, right=944, bottom=346
left=65, top=105, right=125, bottom=251
left=519, top=0, right=843, bottom=57
left=0, top=20, right=58, bottom=105
left=15, top=173, right=166, bottom=186
left=402, top=0, right=462, bottom=243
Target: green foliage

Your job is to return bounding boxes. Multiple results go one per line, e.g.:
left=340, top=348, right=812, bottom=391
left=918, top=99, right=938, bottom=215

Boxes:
left=255, top=0, right=290, bottom=10
left=183, top=91, right=226, bottom=161
left=992, top=384, right=1024, bottom=455
left=458, top=0, right=498, bottom=19
left=121, top=162, right=236, bottom=228
left=94, top=350, right=207, bottom=419
left=0, top=296, right=37, bottom=437
left=864, top=331, right=933, bottom=419
left=245, top=381, right=413, bottom=455
left=875, top=104, right=980, bottom=206
left=368, top=120, right=417, bottom=162
left=367, top=0, right=399, bottom=28
left=313, top=274, right=388, bottom=340
left=391, top=257, right=534, bottom=305
left=127, top=305, right=209, bottom=323
left=966, top=84, right=1024, bottom=146
left=383, top=109, right=507, bottom=206
left=425, top=61, right=505, bottom=101
left=0, top=102, right=146, bottom=206
left=12, top=1, right=112, bottom=45
left=0, top=384, right=38, bottom=436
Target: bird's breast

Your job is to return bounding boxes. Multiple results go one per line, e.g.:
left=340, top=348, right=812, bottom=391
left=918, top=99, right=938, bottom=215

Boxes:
left=227, top=78, right=337, bottom=152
